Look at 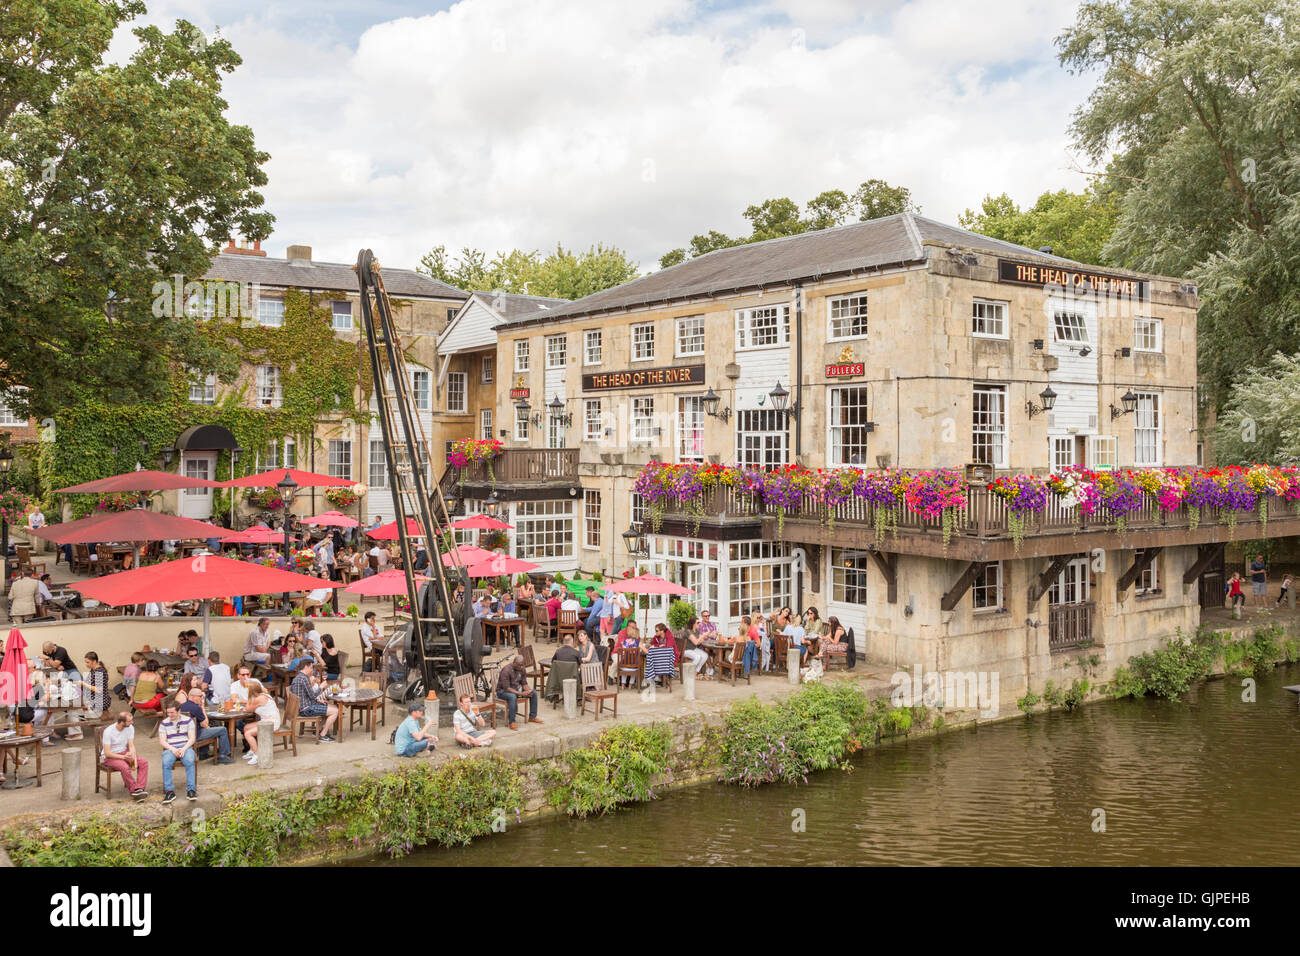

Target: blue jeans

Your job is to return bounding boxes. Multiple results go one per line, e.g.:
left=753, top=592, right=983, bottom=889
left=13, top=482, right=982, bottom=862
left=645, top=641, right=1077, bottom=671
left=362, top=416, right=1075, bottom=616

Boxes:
left=398, top=738, right=432, bottom=757
left=161, top=749, right=196, bottom=792
left=195, top=726, right=230, bottom=759
left=797, top=644, right=809, bottom=659
left=742, top=641, right=760, bottom=675
left=496, top=689, right=538, bottom=723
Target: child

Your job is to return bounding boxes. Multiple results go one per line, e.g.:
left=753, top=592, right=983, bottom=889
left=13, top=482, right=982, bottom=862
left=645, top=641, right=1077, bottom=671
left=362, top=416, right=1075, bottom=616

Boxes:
left=1277, top=573, right=1294, bottom=608
left=123, top=652, right=144, bottom=695
left=1228, top=572, right=1245, bottom=609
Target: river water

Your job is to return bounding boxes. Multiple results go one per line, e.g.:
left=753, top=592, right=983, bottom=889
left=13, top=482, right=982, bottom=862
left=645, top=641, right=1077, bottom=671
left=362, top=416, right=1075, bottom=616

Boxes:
left=384, top=665, right=1300, bottom=866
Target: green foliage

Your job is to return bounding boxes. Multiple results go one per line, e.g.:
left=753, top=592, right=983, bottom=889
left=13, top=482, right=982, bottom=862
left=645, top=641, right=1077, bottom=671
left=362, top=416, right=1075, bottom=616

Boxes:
left=0, top=3, right=272, bottom=418
left=1017, top=690, right=1041, bottom=715
left=1058, top=0, right=1300, bottom=404
left=547, top=723, right=673, bottom=818
left=657, top=178, right=919, bottom=268
left=1118, top=631, right=1216, bottom=699
left=1063, top=679, right=1091, bottom=710
left=3, top=756, right=525, bottom=866
left=1214, top=353, right=1300, bottom=466
left=418, top=243, right=639, bottom=299
left=958, top=186, right=1119, bottom=264
left=344, top=603, right=360, bottom=618
left=1041, top=680, right=1066, bottom=710
left=665, top=598, right=697, bottom=632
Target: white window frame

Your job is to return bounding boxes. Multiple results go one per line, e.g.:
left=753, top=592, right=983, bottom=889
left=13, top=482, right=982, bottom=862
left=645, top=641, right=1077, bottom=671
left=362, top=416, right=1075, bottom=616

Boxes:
left=829, top=548, right=869, bottom=604
left=971, top=562, right=1004, bottom=611
left=1050, top=436, right=1075, bottom=470
left=327, top=439, right=352, bottom=481
left=514, top=404, right=530, bottom=442
left=583, top=399, right=601, bottom=442
left=676, top=395, right=705, bottom=464
left=331, top=300, right=353, bottom=331
left=368, top=439, right=388, bottom=489
left=257, top=365, right=282, bottom=408
left=514, top=339, right=530, bottom=373
left=480, top=409, right=493, bottom=440
left=828, top=292, right=869, bottom=341
left=631, top=322, right=655, bottom=362
left=257, top=296, right=284, bottom=328
left=972, top=298, right=1008, bottom=339
left=727, top=540, right=794, bottom=621
left=630, top=492, right=646, bottom=531
left=258, top=437, right=296, bottom=472
left=1087, top=435, right=1118, bottom=471
left=583, top=489, right=601, bottom=550
left=735, top=409, right=788, bottom=469
left=584, top=329, right=602, bottom=366
left=545, top=334, right=567, bottom=369
left=735, top=304, right=790, bottom=351
left=972, top=384, right=1008, bottom=468
left=189, top=372, right=216, bottom=405
left=514, top=501, right=575, bottom=561
left=412, top=369, right=431, bottom=411
left=1136, top=556, right=1160, bottom=595
left=632, top=396, right=655, bottom=442
left=675, top=315, right=705, bottom=357
left=481, top=355, right=494, bottom=384
left=1134, top=316, right=1163, bottom=353
left=1052, top=310, right=1089, bottom=344
left=1134, top=391, right=1162, bottom=466
left=446, top=372, right=467, bottom=414
left=827, top=386, right=871, bottom=467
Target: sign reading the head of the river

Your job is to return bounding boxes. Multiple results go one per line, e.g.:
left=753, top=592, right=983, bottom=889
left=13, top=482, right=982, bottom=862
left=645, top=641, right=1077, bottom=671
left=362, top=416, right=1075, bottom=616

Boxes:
left=582, top=364, right=705, bottom=391
left=997, top=258, right=1148, bottom=300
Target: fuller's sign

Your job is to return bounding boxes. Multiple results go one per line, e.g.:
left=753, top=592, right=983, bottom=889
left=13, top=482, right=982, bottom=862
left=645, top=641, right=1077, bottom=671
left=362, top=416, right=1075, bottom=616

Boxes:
left=997, top=258, right=1148, bottom=300
left=509, top=387, right=530, bottom=399
left=826, top=362, right=865, bottom=378
left=582, top=364, right=705, bottom=391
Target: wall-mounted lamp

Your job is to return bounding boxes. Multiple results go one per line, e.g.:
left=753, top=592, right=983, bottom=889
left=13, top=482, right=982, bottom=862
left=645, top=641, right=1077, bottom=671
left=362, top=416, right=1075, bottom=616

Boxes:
left=547, top=394, right=573, bottom=429
left=1025, top=386, right=1057, bottom=419
left=1109, top=389, right=1139, bottom=420
left=1068, top=345, right=1092, bottom=358
left=622, top=524, right=648, bottom=557
left=159, top=446, right=176, bottom=468
left=769, top=381, right=800, bottom=422
left=702, top=387, right=731, bottom=424
left=514, top=398, right=542, bottom=429
left=1114, top=347, right=1132, bottom=359
left=1031, top=338, right=1044, bottom=351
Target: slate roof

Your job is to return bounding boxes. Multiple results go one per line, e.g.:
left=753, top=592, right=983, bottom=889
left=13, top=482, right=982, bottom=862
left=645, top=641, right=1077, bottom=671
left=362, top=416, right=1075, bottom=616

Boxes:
left=205, top=253, right=468, bottom=300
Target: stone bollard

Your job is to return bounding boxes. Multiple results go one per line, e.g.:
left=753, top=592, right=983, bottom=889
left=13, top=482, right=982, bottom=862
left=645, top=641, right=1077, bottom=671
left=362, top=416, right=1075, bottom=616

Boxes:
left=1289, top=589, right=1296, bottom=612
left=787, top=647, right=801, bottom=685
left=682, top=659, right=696, bottom=701
left=60, top=748, right=81, bottom=801
left=1233, top=604, right=1243, bottom=620
left=562, top=678, right=578, bottom=719
left=259, top=720, right=274, bottom=770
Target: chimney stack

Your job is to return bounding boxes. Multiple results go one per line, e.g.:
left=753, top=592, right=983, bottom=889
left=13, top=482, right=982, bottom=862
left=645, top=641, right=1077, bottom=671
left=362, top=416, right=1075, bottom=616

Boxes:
left=222, top=238, right=267, bottom=257
left=286, top=245, right=312, bottom=262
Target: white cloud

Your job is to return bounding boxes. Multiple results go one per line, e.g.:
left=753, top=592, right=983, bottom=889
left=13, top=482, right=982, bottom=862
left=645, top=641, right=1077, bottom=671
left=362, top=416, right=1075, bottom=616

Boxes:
left=117, top=0, right=1096, bottom=271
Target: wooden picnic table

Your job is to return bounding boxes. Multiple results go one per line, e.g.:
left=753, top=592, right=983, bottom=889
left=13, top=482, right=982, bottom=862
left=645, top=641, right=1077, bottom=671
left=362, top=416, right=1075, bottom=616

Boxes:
left=481, top=615, right=524, bottom=648
left=205, top=708, right=256, bottom=750
left=331, top=688, right=385, bottom=740
left=0, top=729, right=55, bottom=789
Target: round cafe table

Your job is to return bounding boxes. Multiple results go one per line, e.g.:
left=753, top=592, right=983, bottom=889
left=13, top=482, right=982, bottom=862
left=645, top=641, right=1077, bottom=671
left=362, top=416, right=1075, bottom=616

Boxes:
left=332, top=688, right=385, bottom=741
left=205, top=708, right=256, bottom=750
left=0, top=729, right=55, bottom=789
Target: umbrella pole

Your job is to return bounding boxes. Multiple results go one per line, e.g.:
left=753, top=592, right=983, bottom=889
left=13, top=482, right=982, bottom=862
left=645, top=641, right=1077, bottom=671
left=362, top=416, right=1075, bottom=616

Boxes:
left=201, top=601, right=211, bottom=657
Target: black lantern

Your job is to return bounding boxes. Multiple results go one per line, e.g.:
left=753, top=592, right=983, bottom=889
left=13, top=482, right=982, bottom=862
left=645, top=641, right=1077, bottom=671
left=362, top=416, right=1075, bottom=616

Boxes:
left=1110, top=389, right=1139, bottom=420
left=0, top=446, right=11, bottom=586
left=622, top=524, right=647, bottom=556
left=702, top=387, right=730, bottom=423
left=1026, top=386, right=1057, bottom=419
left=484, top=493, right=500, bottom=516
left=548, top=394, right=572, bottom=428
left=160, top=446, right=176, bottom=468
left=0, top=447, right=13, bottom=476
left=769, top=381, right=798, bottom=421
left=515, top=397, right=541, bottom=429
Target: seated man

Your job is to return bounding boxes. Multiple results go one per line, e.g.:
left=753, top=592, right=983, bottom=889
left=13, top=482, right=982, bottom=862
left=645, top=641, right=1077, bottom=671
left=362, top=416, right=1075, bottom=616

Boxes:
left=583, top=588, right=603, bottom=639
left=393, top=701, right=438, bottom=756
left=453, top=694, right=496, bottom=748
left=157, top=701, right=198, bottom=804
left=182, top=646, right=209, bottom=685
left=243, top=617, right=276, bottom=666
left=182, top=688, right=234, bottom=764
left=473, top=595, right=494, bottom=619
left=783, top=619, right=808, bottom=660
left=560, top=590, right=581, bottom=615
left=553, top=635, right=582, bottom=664
left=495, top=654, right=543, bottom=730
left=289, top=660, right=339, bottom=742
left=101, top=711, right=149, bottom=801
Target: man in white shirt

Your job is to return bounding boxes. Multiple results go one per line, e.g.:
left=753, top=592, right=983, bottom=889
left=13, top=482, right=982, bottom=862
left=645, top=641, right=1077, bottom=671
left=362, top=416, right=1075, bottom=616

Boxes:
left=36, top=573, right=53, bottom=604
left=206, top=651, right=232, bottom=702
left=304, top=625, right=322, bottom=655
left=560, top=593, right=581, bottom=614
left=243, top=617, right=277, bottom=663
left=27, top=509, right=44, bottom=529
left=228, top=665, right=252, bottom=703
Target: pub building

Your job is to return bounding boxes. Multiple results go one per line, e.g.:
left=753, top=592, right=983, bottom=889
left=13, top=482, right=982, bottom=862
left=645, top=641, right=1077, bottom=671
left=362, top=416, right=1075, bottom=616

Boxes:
left=436, top=213, right=1296, bottom=706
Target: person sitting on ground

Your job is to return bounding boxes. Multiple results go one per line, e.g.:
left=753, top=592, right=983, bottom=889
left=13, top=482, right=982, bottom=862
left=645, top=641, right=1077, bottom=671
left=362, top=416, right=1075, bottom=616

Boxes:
left=453, top=693, right=496, bottom=748
left=290, top=660, right=339, bottom=742
left=394, top=701, right=439, bottom=756
left=683, top=618, right=714, bottom=679
left=242, top=680, right=280, bottom=766
left=123, top=652, right=145, bottom=696
left=132, top=660, right=166, bottom=712
left=157, top=701, right=198, bottom=804
left=553, top=634, right=582, bottom=664
left=496, top=654, right=542, bottom=730
left=243, top=617, right=275, bottom=665
left=206, top=651, right=231, bottom=703
left=102, top=710, right=149, bottom=800
left=184, top=687, right=234, bottom=764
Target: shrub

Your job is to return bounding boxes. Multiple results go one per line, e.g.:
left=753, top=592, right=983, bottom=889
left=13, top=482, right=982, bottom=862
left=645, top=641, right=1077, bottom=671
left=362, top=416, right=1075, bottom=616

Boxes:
left=1017, top=690, right=1040, bottom=714
left=1123, top=633, right=1214, bottom=700
left=547, top=723, right=673, bottom=818
left=665, top=599, right=697, bottom=633
left=1063, top=678, right=1090, bottom=710
left=1041, top=680, right=1065, bottom=709
left=344, top=603, right=360, bottom=618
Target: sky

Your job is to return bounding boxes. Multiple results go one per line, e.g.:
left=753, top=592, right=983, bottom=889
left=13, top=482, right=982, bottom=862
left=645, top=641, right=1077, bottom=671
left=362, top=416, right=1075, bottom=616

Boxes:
left=112, top=0, right=1100, bottom=273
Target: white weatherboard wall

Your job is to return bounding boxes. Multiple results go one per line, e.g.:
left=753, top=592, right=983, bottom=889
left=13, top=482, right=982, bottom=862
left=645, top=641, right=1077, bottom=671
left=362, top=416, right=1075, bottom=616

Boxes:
left=732, top=343, right=791, bottom=454
left=1046, top=295, right=1100, bottom=455
left=366, top=366, right=434, bottom=525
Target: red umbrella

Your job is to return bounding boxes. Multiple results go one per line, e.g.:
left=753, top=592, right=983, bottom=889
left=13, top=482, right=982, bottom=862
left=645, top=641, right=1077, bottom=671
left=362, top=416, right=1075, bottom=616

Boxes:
left=440, top=545, right=493, bottom=567
left=54, top=469, right=219, bottom=494
left=343, top=569, right=432, bottom=596
left=367, top=517, right=424, bottom=540
left=303, top=511, right=358, bottom=528
left=221, top=468, right=352, bottom=488
left=218, top=526, right=287, bottom=545
left=0, top=629, right=29, bottom=709
left=609, top=573, right=694, bottom=596
left=462, top=555, right=539, bottom=578
left=31, top=509, right=227, bottom=545
left=448, top=514, right=514, bottom=531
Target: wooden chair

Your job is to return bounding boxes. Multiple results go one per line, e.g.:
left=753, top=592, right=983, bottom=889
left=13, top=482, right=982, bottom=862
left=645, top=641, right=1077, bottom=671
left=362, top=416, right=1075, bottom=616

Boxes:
left=71, top=544, right=94, bottom=575
left=823, top=632, right=849, bottom=670
left=717, top=642, right=751, bottom=685
left=271, top=701, right=297, bottom=757
left=520, top=644, right=546, bottom=695
left=580, top=662, right=618, bottom=720
left=286, top=689, right=324, bottom=743
left=93, top=725, right=117, bottom=798
left=556, top=608, right=580, bottom=644
left=452, top=671, right=507, bottom=729
left=360, top=630, right=383, bottom=673
left=531, top=603, right=556, bottom=643
left=86, top=607, right=117, bottom=618
left=354, top=668, right=389, bottom=734
left=615, top=645, right=642, bottom=688
left=16, top=545, right=45, bottom=577
left=772, top=632, right=789, bottom=672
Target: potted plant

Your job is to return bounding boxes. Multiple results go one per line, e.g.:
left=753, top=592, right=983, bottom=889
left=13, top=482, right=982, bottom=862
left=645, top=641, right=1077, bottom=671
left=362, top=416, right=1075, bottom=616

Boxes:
left=666, top=598, right=697, bottom=635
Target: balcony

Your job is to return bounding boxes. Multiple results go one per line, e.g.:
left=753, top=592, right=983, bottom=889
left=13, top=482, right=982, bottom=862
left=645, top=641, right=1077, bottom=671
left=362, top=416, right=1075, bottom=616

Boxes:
left=649, top=482, right=1300, bottom=562
left=443, top=448, right=579, bottom=502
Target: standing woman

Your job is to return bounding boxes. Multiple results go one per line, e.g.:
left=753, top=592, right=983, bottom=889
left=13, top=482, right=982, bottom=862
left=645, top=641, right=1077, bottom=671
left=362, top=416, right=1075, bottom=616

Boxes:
left=243, top=680, right=281, bottom=766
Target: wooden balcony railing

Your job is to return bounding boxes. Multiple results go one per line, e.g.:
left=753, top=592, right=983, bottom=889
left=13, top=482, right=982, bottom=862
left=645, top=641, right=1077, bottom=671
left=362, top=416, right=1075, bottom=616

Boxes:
left=1049, top=601, right=1094, bottom=651
left=451, top=448, right=579, bottom=485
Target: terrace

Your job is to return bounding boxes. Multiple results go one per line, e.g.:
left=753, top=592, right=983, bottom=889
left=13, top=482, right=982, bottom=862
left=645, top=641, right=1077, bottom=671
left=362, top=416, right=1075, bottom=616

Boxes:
left=442, top=448, right=579, bottom=503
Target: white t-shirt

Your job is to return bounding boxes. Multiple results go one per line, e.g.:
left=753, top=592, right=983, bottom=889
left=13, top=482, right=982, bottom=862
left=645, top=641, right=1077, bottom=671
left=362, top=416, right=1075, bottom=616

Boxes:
left=28, top=511, right=44, bottom=529
left=360, top=623, right=383, bottom=649
left=143, top=602, right=162, bottom=616
left=254, top=697, right=281, bottom=730
left=207, top=663, right=232, bottom=701
left=102, top=724, right=133, bottom=760
left=307, top=587, right=331, bottom=603
left=37, top=580, right=53, bottom=602
left=560, top=598, right=581, bottom=613
left=229, top=680, right=250, bottom=703
left=305, top=629, right=322, bottom=654
left=783, top=624, right=806, bottom=646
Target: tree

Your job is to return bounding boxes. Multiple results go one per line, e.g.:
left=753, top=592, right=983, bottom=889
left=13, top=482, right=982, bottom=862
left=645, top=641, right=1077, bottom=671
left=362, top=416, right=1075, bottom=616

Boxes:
left=1213, top=352, right=1300, bottom=466
left=0, top=1, right=273, bottom=419
left=742, top=197, right=804, bottom=241
left=1057, top=0, right=1300, bottom=404
left=659, top=248, right=688, bottom=269
left=852, top=179, right=919, bottom=221
left=688, top=230, right=739, bottom=259
left=958, top=187, right=1120, bottom=264
left=804, top=189, right=852, bottom=230
left=418, top=243, right=638, bottom=298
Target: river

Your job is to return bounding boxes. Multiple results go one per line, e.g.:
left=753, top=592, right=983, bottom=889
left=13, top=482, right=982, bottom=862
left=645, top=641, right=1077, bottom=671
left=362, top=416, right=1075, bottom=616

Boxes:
left=382, top=665, right=1300, bottom=866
